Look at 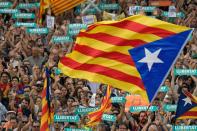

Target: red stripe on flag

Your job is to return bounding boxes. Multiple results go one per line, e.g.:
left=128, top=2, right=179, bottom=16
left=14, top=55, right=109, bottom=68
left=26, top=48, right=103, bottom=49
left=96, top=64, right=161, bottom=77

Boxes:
left=89, top=110, right=103, bottom=119
left=60, top=57, right=145, bottom=90
left=88, top=103, right=109, bottom=118
left=74, top=44, right=134, bottom=66
left=87, top=116, right=102, bottom=126
left=87, top=20, right=176, bottom=38
left=52, top=0, right=83, bottom=14
left=42, top=89, right=47, bottom=97
left=40, top=122, right=49, bottom=131
left=181, top=111, right=197, bottom=116
left=42, top=104, right=49, bottom=114
left=78, top=32, right=147, bottom=47
left=51, top=0, right=69, bottom=7
left=184, top=91, right=197, bottom=104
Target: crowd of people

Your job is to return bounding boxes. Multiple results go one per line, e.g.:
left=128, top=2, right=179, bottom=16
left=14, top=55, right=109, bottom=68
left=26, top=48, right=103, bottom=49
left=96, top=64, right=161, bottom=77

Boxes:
left=0, top=0, right=197, bottom=130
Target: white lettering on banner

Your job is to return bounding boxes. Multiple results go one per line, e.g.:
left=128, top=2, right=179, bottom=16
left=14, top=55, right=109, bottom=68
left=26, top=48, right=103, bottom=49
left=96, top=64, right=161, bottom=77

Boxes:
left=14, top=13, right=34, bottom=18
left=105, top=115, right=113, bottom=119
left=0, top=9, right=18, bottom=13
left=133, top=106, right=146, bottom=110
left=0, top=2, right=11, bottom=7
left=174, top=126, right=197, bottom=130
left=55, top=115, right=78, bottom=120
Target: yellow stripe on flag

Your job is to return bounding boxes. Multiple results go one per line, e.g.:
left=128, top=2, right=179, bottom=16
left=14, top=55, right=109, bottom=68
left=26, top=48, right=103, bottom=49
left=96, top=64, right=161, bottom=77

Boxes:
left=126, top=15, right=190, bottom=33
left=42, top=99, right=48, bottom=106
left=51, top=0, right=85, bottom=16
left=178, top=116, right=197, bottom=119
left=189, top=106, right=197, bottom=111
left=68, top=51, right=141, bottom=78
left=58, top=62, right=148, bottom=102
left=41, top=111, right=49, bottom=124
left=178, top=106, right=197, bottom=119
left=52, top=0, right=82, bottom=12
left=94, top=15, right=190, bottom=33
left=86, top=25, right=161, bottom=43
left=76, top=37, right=134, bottom=55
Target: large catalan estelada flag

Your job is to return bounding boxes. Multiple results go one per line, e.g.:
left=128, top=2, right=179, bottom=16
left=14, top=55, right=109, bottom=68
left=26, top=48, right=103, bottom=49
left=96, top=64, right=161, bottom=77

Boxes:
left=175, top=91, right=197, bottom=119
left=58, top=15, right=192, bottom=103
left=51, top=0, right=86, bottom=16
left=40, top=68, right=53, bottom=131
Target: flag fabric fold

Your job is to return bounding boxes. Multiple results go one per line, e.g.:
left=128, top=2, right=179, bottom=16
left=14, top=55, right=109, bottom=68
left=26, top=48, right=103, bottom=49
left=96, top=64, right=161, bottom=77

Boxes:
left=129, top=29, right=192, bottom=102
left=51, top=0, right=86, bottom=16
left=40, top=68, right=53, bottom=131
left=86, top=85, right=112, bottom=126
left=58, top=15, right=192, bottom=103
left=38, top=0, right=86, bottom=22
left=175, top=91, right=197, bottom=119
left=38, top=0, right=51, bottom=24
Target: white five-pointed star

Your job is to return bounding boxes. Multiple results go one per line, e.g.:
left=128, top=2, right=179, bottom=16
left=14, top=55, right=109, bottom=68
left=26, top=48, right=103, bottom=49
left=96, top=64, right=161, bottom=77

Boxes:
left=182, top=97, right=192, bottom=106
left=138, top=48, right=164, bottom=71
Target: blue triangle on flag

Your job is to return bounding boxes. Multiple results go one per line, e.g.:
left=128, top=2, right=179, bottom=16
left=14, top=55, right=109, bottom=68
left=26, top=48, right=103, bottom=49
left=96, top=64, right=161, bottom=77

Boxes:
left=129, top=30, right=192, bottom=102
left=175, top=91, right=197, bottom=119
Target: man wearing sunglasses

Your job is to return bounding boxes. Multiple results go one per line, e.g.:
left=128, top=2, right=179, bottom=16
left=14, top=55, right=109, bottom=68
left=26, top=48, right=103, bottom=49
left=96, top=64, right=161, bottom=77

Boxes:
left=32, top=120, right=40, bottom=131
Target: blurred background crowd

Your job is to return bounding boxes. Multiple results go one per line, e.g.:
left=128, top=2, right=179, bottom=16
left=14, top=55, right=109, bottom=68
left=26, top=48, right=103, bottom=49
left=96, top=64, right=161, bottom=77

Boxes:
left=0, top=0, right=197, bottom=130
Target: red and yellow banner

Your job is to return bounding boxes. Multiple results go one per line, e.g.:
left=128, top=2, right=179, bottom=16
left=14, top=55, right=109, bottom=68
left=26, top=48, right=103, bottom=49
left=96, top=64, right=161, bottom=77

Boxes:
left=51, top=0, right=86, bottom=16
left=58, top=15, right=189, bottom=103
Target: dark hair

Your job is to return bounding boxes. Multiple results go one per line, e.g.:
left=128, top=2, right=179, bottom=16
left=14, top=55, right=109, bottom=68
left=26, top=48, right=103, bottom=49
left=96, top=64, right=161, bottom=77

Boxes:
left=20, top=65, right=30, bottom=75
left=166, top=76, right=172, bottom=82
left=170, top=116, right=176, bottom=124
left=0, top=89, right=3, bottom=98
left=139, top=111, right=147, bottom=116
left=182, top=82, right=189, bottom=88
left=68, top=97, right=75, bottom=102
left=29, top=40, right=36, bottom=46
left=23, top=97, right=30, bottom=104
left=33, top=120, right=40, bottom=124
left=112, top=103, right=120, bottom=109
left=12, top=76, right=19, bottom=82
left=10, top=116, right=17, bottom=121
left=118, top=122, right=129, bottom=129
left=138, top=111, right=147, bottom=122
left=69, top=122, right=77, bottom=126
left=154, top=98, right=160, bottom=101
left=177, top=82, right=190, bottom=94
left=0, top=120, right=7, bottom=123
left=0, top=71, right=11, bottom=80
left=146, top=123, right=158, bottom=131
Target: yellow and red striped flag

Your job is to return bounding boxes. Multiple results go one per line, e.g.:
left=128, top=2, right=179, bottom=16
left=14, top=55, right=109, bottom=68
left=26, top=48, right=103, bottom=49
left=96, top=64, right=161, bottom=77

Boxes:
left=38, top=0, right=51, bottom=24
left=40, top=68, right=53, bottom=131
left=58, top=15, right=190, bottom=103
left=86, top=85, right=112, bottom=126
left=175, top=91, right=197, bottom=119
left=51, top=0, right=86, bottom=16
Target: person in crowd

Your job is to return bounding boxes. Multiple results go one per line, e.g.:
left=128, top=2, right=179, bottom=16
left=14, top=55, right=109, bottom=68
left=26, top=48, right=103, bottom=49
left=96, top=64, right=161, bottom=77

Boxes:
left=0, top=0, right=196, bottom=130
